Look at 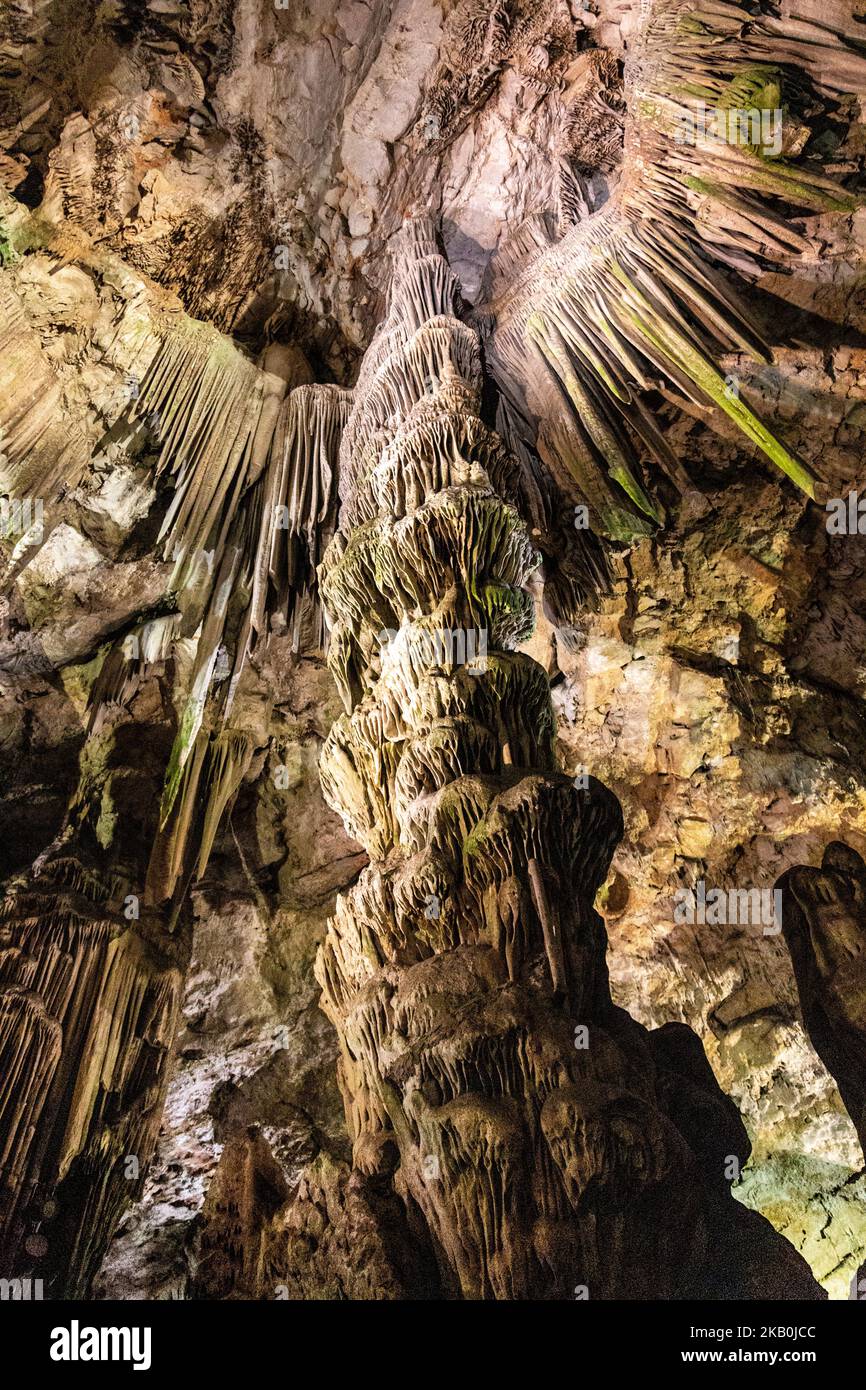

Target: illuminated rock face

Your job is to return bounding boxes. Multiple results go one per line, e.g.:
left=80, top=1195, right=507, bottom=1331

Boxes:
left=312, top=220, right=822, bottom=1299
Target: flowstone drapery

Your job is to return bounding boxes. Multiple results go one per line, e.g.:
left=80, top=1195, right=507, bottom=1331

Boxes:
left=312, top=219, right=822, bottom=1299
left=483, top=0, right=866, bottom=538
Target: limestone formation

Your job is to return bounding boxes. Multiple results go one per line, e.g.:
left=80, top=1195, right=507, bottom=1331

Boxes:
left=484, top=0, right=866, bottom=536
left=1, top=0, right=865, bottom=1304
left=0, top=168, right=360, bottom=1291
left=308, top=219, right=822, bottom=1299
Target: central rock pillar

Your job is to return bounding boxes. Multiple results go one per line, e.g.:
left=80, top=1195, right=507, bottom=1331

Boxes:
left=314, top=220, right=747, bottom=1299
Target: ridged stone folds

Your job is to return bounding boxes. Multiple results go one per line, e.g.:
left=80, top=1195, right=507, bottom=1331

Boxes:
left=312, top=220, right=821, bottom=1300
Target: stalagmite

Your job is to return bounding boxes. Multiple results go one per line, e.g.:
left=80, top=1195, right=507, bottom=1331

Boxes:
left=308, top=217, right=823, bottom=1299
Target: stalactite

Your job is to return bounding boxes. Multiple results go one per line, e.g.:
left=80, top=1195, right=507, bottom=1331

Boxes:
left=484, top=0, right=866, bottom=536
left=0, top=253, right=293, bottom=1280
left=306, top=217, right=823, bottom=1300
left=0, top=700, right=190, bottom=1296
left=2, top=3, right=856, bottom=1297
left=194, top=729, right=256, bottom=879
left=2, top=199, right=338, bottom=936
left=151, top=382, right=352, bottom=900
left=0, top=193, right=295, bottom=592
left=126, top=314, right=278, bottom=584
left=0, top=278, right=91, bottom=505
left=236, top=383, right=353, bottom=668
